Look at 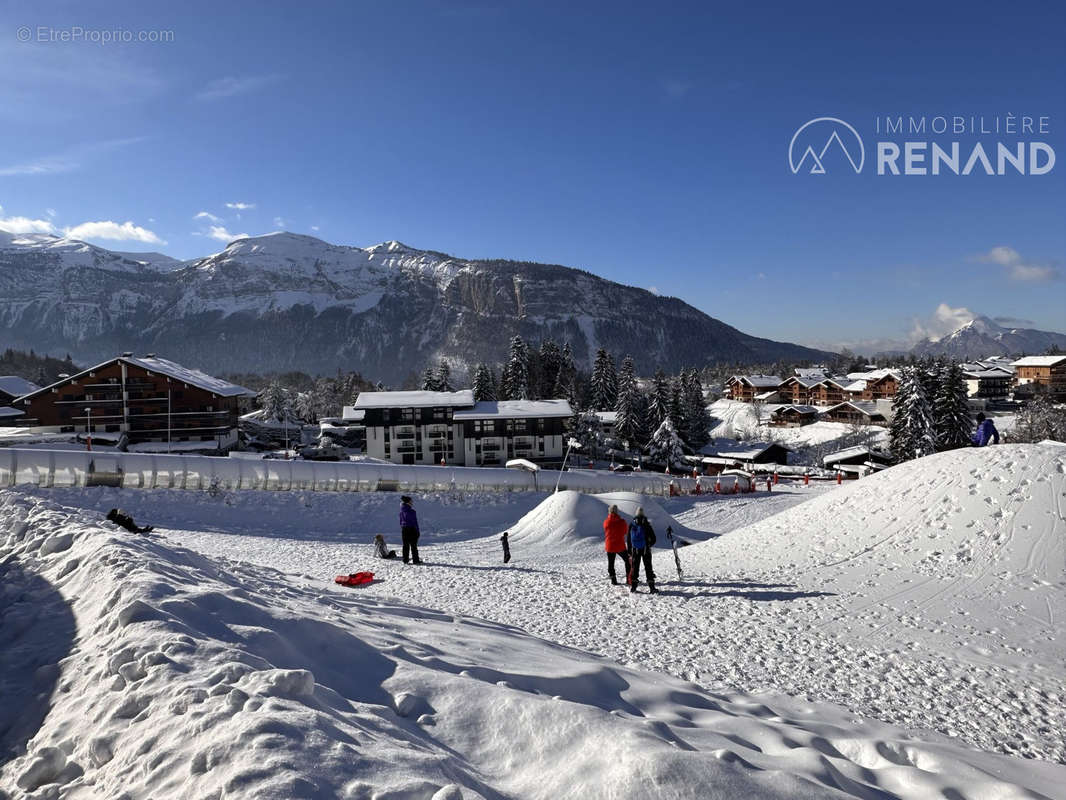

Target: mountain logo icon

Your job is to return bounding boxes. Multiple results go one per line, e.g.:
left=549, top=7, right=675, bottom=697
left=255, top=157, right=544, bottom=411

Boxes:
left=788, top=117, right=865, bottom=174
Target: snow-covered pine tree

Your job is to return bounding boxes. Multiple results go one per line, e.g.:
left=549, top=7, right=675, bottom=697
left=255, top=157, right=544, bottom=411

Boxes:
left=889, top=365, right=936, bottom=463
left=472, top=363, right=496, bottom=401
left=553, top=343, right=577, bottom=401
left=646, top=418, right=686, bottom=471
left=437, top=359, right=454, bottom=392
left=648, top=369, right=671, bottom=429
left=668, top=375, right=684, bottom=428
left=933, top=361, right=972, bottom=451
left=613, top=355, right=644, bottom=446
left=681, top=368, right=711, bottom=449
left=589, top=348, right=617, bottom=410
left=294, top=390, right=317, bottom=424
left=420, top=366, right=440, bottom=392
left=259, top=380, right=288, bottom=423
left=500, top=335, right=530, bottom=400
left=537, top=339, right=562, bottom=400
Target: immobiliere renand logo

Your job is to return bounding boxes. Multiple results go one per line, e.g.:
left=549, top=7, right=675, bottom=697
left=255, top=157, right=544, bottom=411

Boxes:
left=789, top=114, right=1055, bottom=175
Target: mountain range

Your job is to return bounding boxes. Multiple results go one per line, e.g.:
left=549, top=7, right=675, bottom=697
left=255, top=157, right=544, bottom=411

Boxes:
left=0, top=231, right=832, bottom=383
left=911, top=315, right=1066, bottom=360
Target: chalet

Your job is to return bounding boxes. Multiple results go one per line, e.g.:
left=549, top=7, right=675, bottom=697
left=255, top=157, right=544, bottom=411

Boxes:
left=317, top=406, right=366, bottom=450
left=694, top=440, right=791, bottom=473
left=822, top=400, right=888, bottom=426
left=770, top=404, right=819, bottom=427
left=823, top=445, right=893, bottom=478
left=725, top=375, right=782, bottom=402
left=859, top=369, right=900, bottom=401
left=1011, top=355, right=1066, bottom=401
left=354, top=390, right=572, bottom=467
left=961, top=365, right=1014, bottom=400
left=808, top=377, right=852, bottom=407
left=780, top=376, right=824, bottom=405
left=7, top=354, right=256, bottom=449
left=593, top=410, right=617, bottom=438
left=0, top=376, right=40, bottom=405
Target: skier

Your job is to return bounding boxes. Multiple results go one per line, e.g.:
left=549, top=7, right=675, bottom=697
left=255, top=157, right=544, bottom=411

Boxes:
left=105, top=508, right=153, bottom=534
left=399, top=495, right=422, bottom=564
left=373, top=534, right=397, bottom=559
left=971, top=412, right=1000, bottom=447
left=602, top=505, right=631, bottom=586
left=626, top=507, right=657, bottom=593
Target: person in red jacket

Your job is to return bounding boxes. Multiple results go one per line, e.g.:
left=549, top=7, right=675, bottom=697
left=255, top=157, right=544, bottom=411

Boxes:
left=603, top=505, right=631, bottom=585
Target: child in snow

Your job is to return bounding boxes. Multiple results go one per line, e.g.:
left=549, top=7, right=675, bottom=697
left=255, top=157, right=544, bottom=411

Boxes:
left=626, top=507, right=657, bottom=594
left=399, top=495, right=422, bottom=564
left=972, top=413, right=1000, bottom=447
left=602, top=505, right=631, bottom=585
left=105, top=508, right=153, bottom=534
left=374, top=534, right=397, bottom=559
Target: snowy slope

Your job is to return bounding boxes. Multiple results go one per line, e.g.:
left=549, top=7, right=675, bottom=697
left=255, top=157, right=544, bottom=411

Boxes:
left=4, top=490, right=1065, bottom=799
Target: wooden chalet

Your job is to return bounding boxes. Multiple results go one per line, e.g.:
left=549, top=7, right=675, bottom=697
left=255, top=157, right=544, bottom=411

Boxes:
left=1012, top=355, right=1066, bottom=401
left=822, top=400, right=888, bottom=426
left=770, top=404, right=819, bottom=427
left=725, top=375, right=782, bottom=402
left=860, top=370, right=900, bottom=401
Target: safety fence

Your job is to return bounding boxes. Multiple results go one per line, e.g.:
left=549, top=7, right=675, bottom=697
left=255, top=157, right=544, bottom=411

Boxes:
left=0, top=449, right=713, bottom=497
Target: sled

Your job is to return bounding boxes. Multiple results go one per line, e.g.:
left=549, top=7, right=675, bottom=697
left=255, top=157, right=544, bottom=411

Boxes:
left=334, top=571, right=375, bottom=587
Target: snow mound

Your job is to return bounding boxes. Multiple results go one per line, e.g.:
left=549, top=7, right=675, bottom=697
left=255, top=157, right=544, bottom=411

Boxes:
left=3, top=491, right=1064, bottom=799
left=506, top=490, right=706, bottom=550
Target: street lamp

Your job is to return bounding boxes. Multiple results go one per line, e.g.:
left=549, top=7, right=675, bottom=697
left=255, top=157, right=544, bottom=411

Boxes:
left=555, top=437, right=582, bottom=493
left=85, top=406, right=92, bottom=451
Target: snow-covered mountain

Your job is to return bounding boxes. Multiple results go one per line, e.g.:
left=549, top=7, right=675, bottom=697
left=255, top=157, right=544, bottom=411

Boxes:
left=911, top=315, right=1066, bottom=360
left=0, top=231, right=831, bottom=381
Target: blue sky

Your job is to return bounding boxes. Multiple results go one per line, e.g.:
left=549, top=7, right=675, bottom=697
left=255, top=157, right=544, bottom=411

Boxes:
left=1, top=0, right=1063, bottom=351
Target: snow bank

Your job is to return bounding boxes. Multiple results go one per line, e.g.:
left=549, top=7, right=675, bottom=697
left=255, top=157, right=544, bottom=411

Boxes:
left=689, top=442, right=1066, bottom=761
left=3, top=491, right=1064, bottom=799
left=505, top=490, right=707, bottom=550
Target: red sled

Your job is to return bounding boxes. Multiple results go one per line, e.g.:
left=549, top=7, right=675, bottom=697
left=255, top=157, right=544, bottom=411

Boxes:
left=335, top=571, right=375, bottom=587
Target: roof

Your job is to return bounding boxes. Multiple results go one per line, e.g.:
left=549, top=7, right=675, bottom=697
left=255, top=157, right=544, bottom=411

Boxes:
left=0, top=406, right=25, bottom=418
left=794, top=368, right=829, bottom=379
left=728, top=375, right=782, bottom=388
left=862, top=369, right=901, bottom=382
left=16, top=355, right=256, bottom=400
left=823, top=445, right=891, bottom=465
left=1012, top=355, right=1066, bottom=367
left=124, top=356, right=256, bottom=397
left=963, top=367, right=1014, bottom=379
left=593, top=411, right=618, bottom=424
left=353, top=390, right=475, bottom=409
left=772, top=404, right=819, bottom=415
left=340, top=406, right=366, bottom=421
left=782, top=376, right=824, bottom=388
left=452, top=399, right=573, bottom=420
left=703, top=440, right=790, bottom=459
left=824, top=400, right=885, bottom=417
left=753, top=390, right=780, bottom=401
left=0, top=376, right=41, bottom=397
left=842, top=380, right=867, bottom=392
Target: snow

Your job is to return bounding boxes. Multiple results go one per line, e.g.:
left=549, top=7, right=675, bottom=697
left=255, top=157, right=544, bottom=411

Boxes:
left=354, top=390, right=475, bottom=409
left=452, top=399, right=572, bottom=419
left=2, top=443, right=1064, bottom=798
left=1012, top=355, right=1066, bottom=367
left=123, top=356, right=257, bottom=398
left=0, top=376, right=40, bottom=398
left=0, top=407, right=25, bottom=418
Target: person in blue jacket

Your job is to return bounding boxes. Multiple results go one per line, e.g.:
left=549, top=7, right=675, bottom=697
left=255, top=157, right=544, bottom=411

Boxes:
left=626, top=507, right=658, bottom=594
left=972, top=413, right=1000, bottom=447
left=399, top=495, right=422, bottom=564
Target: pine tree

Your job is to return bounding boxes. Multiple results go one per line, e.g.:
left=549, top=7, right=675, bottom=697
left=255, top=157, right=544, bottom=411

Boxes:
left=681, top=368, right=711, bottom=449
left=613, top=355, right=644, bottom=446
left=646, top=418, right=686, bottom=471
left=420, top=366, right=439, bottom=391
left=553, top=343, right=577, bottom=401
left=437, top=359, right=454, bottom=392
left=589, top=348, right=617, bottom=410
left=500, top=335, right=529, bottom=400
left=933, top=361, right=972, bottom=451
left=472, top=363, right=496, bottom=401
left=648, top=369, right=671, bottom=429
left=260, top=380, right=291, bottom=423
left=668, top=375, right=684, bottom=428
left=890, top=365, right=936, bottom=463
left=537, top=339, right=562, bottom=400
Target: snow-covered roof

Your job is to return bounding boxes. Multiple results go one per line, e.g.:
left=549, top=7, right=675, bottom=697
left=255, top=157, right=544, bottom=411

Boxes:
left=772, top=404, right=819, bottom=415
left=843, top=380, right=867, bottom=392
left=824, top=401, right=884, bottom=417
left=783, top=376, right=824, bottom=388
left=794, top=368, right=829, bottom=379
left=453, top=399, right=573, bottom=420
left=754, top=390, right=780, bottom=401
left=730, top=375, right=782, bottom=388
left=703, top=440, right=790, bottom=459
left=0, top=406, right=25, bottom=418
left=822, top=445, right=891, bottom=466
left=593, top=411, right=617, bottom=424
left=862, top=369, right=901, bottom=382
left=20, top=355, right=256, bottom=400
left=0, top=376, right=41, bottom=397
left=1012, top=355, right=1066, bottom=367
left=353, top=390, right=475, bottom=409
left=124, top=356, right=256, bottom=398
left=341, top=406, right=366, bottom=421
left=963, top=367, right=1014, bottom=379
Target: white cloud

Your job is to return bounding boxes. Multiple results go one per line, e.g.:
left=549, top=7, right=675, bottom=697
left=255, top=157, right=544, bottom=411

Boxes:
left=273, top=216, right=286, bottom=228
left=225, top=202, right=255, bottom=211
left=0, top=137, right=145, bottom=177
left=909, top=303, right=977, bottom=343
left=45, top=208, right=56, bottom=218
left=206, top=225, right=249, bottom=243
left=0, top=216, right=57, bottom=234
left=195, top=210, right=221, bottom=223
left=978, top=245, right=1061, bottom=282
left=647, top=286, right=661, bottom=296
left=64, top=220, right=165, bottom=245
left=195, top=75, right=280, bottom=101
left=310, top=225, right=320, bottom=232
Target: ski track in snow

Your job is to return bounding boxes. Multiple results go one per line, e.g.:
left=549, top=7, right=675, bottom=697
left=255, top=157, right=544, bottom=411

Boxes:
left=20, top=443, right=1065, bottom=768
